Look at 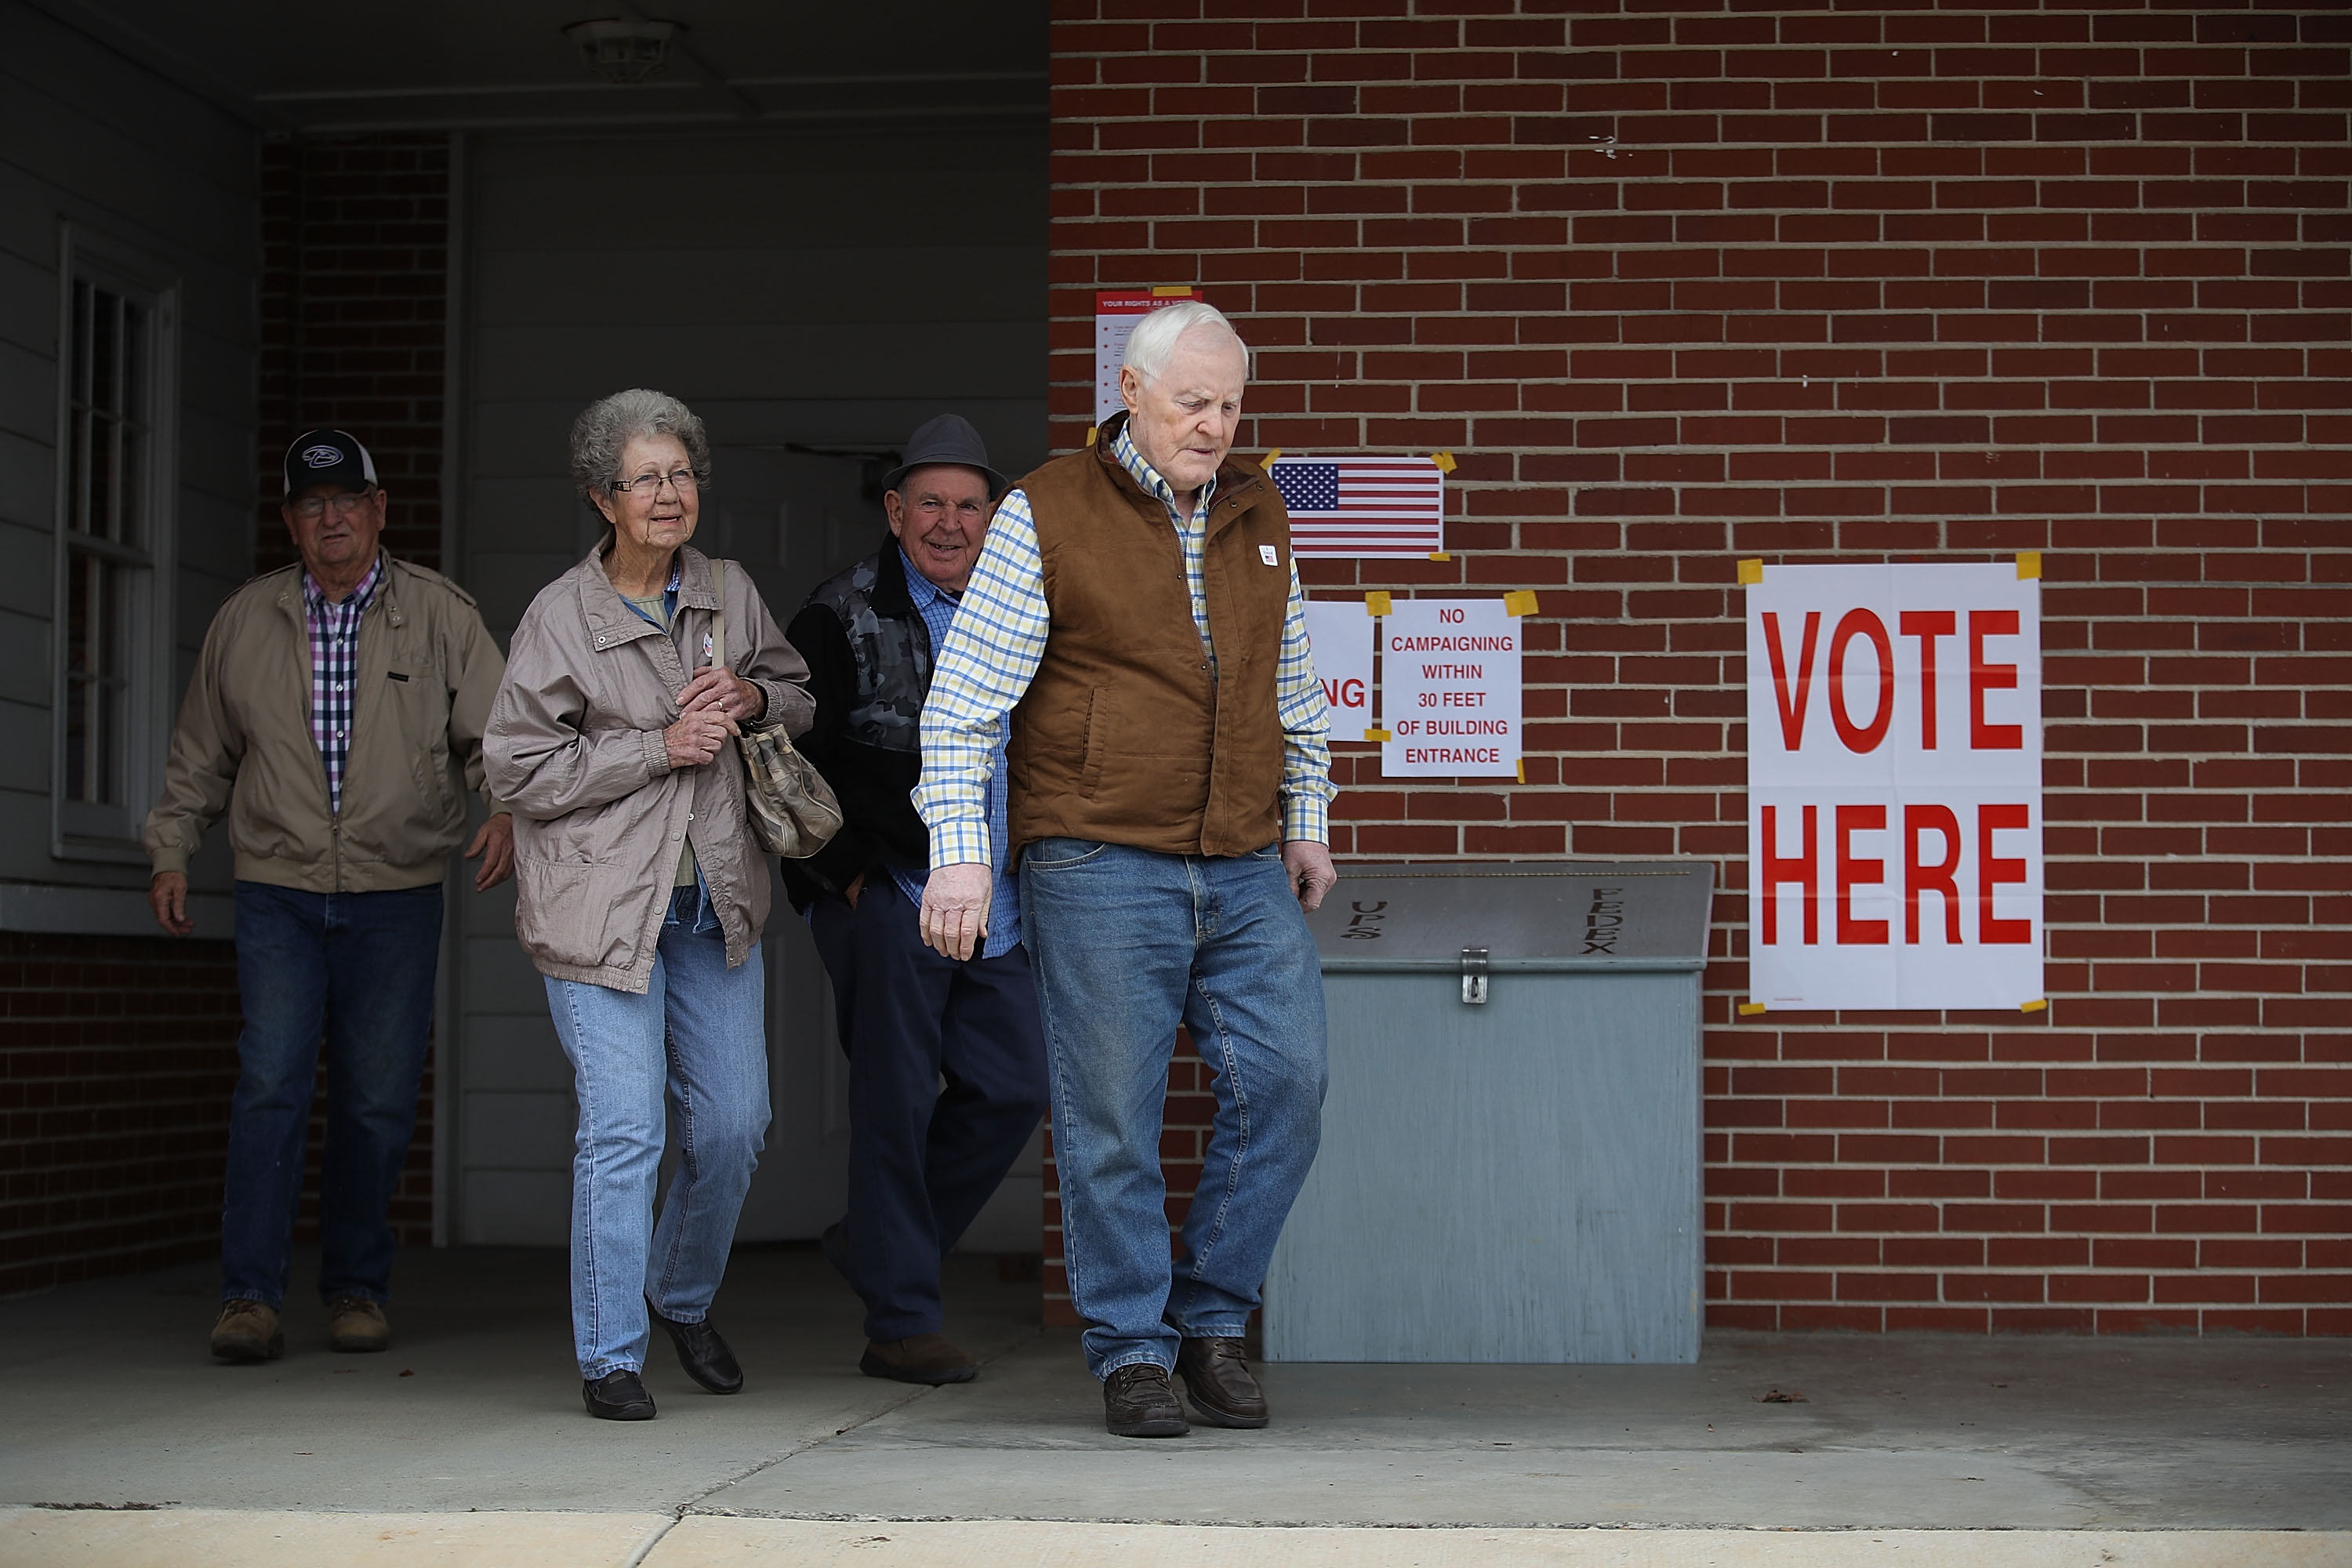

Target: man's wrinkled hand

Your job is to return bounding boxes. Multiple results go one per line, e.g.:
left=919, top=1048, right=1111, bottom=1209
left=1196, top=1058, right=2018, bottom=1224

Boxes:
left=1282, top=840, right=1338, bottom=912
left=468, top=812, right=516, bottom=891
left=919, top=862, right=993, bottom=960
left=148, top=871, right=194, bottom=937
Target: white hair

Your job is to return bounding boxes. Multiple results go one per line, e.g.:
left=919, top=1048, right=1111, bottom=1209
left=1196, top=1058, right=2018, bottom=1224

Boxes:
left=1122, top=300, right=1250, bottom=385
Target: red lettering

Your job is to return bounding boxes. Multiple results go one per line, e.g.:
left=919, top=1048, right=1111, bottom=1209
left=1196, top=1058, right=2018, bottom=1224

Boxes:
left=1760, top=804, right=1818, bottom=946
left=1899, top=609, right=1955, bottom=750
left=1828, top=609, right=1894, bottom=753
left=1969, top=609, right=2022, bottom=750
left=1762, top=611, right=1821, bottom=752
left=1835, top=804, right=1889, bottom=945
left=1321, top=676, right=1367, bottom=710
left=1977, top=802, right=2031, bottom=945
left=1904, top=804, right=1963, bottom=944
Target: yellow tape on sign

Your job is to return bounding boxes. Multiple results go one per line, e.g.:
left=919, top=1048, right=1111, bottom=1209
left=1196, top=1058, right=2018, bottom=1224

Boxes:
left=1737, top=557, right=1763, bottom=585
left=1365, top=592, right=1392, bottom=616
left=2016, top=551, right=2042, bottom=579
left=1428, top=551, right=1450, bottom=561
left=1429, top=450, right=1457, bottom=474
left=1737, top=1002, right=1767, bottom=1016
left=1152, top=285, right=1196, bottom=297
left=1503, top=590, right=1540, bottom=617
left=1515, top=758, right=1525, bottom=782
left=1084, top=426, right=1098, bottom=447
left=2021, top=998, right=2049, bottom=1013
left=1260, top=448, right=1282, bottom=470
left=1363, top=728, right=1392, bottom=742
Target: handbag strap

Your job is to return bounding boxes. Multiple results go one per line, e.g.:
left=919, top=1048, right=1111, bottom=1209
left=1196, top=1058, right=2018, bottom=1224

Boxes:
left=708, top=557, right=728, bottom=670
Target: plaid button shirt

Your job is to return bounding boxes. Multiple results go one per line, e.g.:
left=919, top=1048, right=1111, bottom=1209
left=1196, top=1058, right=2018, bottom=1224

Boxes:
left=914, top=426, right=1333, bottom=869
left=890, top=548, right=1022, bottom=956
left=303, top=552, right=385, bottom=813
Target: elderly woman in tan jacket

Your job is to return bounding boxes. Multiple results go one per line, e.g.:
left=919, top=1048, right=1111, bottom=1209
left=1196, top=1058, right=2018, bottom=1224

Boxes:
left=486, top=388, right=813, bottom=1422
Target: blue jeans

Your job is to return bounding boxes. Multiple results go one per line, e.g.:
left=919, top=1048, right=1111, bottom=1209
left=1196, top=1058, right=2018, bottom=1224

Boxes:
left=543, top=884, right=769, bottom=1379
left=222, top=880, right=444, bottom=1308
left=808, top=877, right=1049, bottom=1341
left=1020, top=839, right=1328, bottom=1380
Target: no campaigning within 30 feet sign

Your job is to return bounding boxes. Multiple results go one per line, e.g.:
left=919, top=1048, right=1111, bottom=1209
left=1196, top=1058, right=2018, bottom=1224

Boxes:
left=1746, top=561, right=2042, bottom=1011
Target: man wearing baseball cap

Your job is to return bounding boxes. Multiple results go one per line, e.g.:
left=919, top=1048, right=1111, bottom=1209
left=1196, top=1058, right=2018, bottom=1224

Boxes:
left=146, top=429, right=515, bottom=1364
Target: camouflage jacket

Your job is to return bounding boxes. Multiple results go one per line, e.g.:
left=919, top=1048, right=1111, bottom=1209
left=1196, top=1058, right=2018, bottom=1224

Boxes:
left=780, top=542, right=934, bottom=907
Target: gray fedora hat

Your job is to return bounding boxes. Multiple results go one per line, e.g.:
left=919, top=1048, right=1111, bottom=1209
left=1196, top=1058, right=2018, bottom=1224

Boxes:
left=881, top=413, right=1008, bottom=498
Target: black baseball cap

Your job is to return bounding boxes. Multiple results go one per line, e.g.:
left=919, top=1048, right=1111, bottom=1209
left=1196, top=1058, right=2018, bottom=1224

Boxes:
left=282, top=429, right=379, bottom=497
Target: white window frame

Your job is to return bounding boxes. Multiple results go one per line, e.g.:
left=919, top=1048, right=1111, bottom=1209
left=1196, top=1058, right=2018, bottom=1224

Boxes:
left=50, top=223, right=179, bottom=862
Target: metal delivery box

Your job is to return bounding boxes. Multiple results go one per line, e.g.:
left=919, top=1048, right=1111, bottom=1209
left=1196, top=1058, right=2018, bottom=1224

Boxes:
left=1264, top=861, right=1714, bottom=1364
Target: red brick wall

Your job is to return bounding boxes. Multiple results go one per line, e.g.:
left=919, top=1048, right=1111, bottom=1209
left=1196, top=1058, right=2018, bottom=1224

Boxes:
left=1044, top=2, right=2350, bottom=1332
left=252, top=132, right=452, bottom=1246
left=258, top=135, right=452, bottom=572
left=0, top=933, right=242, bottom=1297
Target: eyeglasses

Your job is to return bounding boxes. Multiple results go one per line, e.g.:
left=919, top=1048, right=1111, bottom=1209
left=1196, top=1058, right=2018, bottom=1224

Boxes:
left=909, top=497, right=987, bottom=521
left=612, top=468, right=699, bottom=496
left=291, top=488, right=376, bottom=520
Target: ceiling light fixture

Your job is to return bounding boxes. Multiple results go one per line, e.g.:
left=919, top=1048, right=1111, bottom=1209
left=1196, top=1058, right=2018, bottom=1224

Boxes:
left=564, top=19, right=681, bottom=85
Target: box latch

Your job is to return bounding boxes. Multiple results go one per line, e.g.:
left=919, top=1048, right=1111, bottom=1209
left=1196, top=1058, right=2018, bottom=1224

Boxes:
left=1460, top=946, right=1489, bottom=1005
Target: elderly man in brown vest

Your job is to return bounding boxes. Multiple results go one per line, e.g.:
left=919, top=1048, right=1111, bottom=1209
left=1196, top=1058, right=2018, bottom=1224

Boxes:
left=913, top=301, right=1336, bottom=1439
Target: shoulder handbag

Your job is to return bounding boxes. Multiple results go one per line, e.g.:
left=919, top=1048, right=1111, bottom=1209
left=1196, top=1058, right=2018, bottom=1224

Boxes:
left=709, top=560, right=844, bottom=859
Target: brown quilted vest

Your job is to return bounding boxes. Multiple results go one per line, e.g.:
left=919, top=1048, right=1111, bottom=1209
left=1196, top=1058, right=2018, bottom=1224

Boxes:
left=1005, top=416, right=1294, bottom=859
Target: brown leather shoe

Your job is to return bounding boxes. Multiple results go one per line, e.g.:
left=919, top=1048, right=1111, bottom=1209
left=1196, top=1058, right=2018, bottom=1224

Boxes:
left=1175, top=1336, right=1269, bottom=1428
left=210, top=1299, right=283, bottom=1363
left=860, top=1333, right=978, bottom=1385
left=1104, top=1363, right=1189, bottom=1438
left=326, top=1297, right=390, bottom=1353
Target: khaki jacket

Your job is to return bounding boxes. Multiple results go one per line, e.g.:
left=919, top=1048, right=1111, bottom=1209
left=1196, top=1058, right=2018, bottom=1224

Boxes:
left=144, top=555, right=506, bottom=893
left=485, top=542, right=815, bottom=993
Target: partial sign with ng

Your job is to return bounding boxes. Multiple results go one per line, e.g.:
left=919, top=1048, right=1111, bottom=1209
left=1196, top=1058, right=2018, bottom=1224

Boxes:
left=1746, top=562, right=2042, bottom=1011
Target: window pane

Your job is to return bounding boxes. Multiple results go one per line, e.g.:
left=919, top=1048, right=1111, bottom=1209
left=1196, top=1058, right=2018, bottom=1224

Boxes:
left=64, top=549, right=127, bottom=804
left=89, top=287, right=118, bottom=414
left=91, top=412, right=118, bottom=542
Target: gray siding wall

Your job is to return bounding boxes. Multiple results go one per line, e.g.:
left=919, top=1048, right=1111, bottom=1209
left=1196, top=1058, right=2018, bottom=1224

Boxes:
left=0, top=0, right=257, bottom=901
left=452, top=122, right=1047, bottom=1247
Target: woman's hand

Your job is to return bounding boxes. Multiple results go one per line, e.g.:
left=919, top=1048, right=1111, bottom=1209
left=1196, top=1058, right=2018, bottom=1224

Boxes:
left=664, top=706, right=737, bottom=769
left=677, top=666, right=766, bottom=725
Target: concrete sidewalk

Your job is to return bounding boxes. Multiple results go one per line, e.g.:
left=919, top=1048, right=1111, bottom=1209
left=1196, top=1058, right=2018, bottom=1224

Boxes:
left=1, top=1246, right=2345, bottom=1564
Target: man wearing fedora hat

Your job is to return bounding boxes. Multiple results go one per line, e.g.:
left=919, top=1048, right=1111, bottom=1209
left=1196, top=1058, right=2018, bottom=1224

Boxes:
left=782, top=414, right=1051, bottom=1385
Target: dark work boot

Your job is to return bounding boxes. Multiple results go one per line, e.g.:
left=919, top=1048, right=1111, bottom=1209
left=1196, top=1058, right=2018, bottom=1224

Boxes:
left=1102, top=1363, right=1189, bottom=1439
left=1175, top=1336, right=1271, bottom=1428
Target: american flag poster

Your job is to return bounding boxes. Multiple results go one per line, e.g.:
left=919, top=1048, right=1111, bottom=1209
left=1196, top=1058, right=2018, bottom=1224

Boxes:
left=1268, top=455, right=1446, bottom=557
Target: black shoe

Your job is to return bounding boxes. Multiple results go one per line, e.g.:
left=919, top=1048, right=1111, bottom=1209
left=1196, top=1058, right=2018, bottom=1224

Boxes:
left=819, top=1219, right=851, bottom=1283
left=583, top=1369, right=656, bottom=1421
left=1102, top=1363, right=1189, bottom=1439
left=650, top=1306, right=744, bottom=1395
left=1175, top=1336, right=1270, bottom=1428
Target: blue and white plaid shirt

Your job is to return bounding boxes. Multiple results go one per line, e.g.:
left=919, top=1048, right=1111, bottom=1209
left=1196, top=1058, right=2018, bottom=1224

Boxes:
left=915, top=425, right=1333, bottom=870
left=891, top=549, right=1022, bottom=956
left=303, top=551, right=385, bottom=813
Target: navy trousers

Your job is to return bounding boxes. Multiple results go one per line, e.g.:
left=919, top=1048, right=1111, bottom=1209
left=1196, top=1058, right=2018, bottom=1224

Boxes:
left=808, top=876, right=1049, bottom=1342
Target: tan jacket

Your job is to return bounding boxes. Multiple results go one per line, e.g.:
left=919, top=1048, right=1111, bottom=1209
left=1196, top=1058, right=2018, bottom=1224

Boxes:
left=145, top=555, right=506, bottom=893
left=485, top=542, right=815, bottom=993
left=1006, top=420, right=1293, bottom=858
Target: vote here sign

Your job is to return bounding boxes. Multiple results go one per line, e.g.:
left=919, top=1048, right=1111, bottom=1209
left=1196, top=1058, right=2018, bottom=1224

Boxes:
left=1746, top=562, right=2042, bottom=1011
left=1381, top=598, right=1522, bottom=779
